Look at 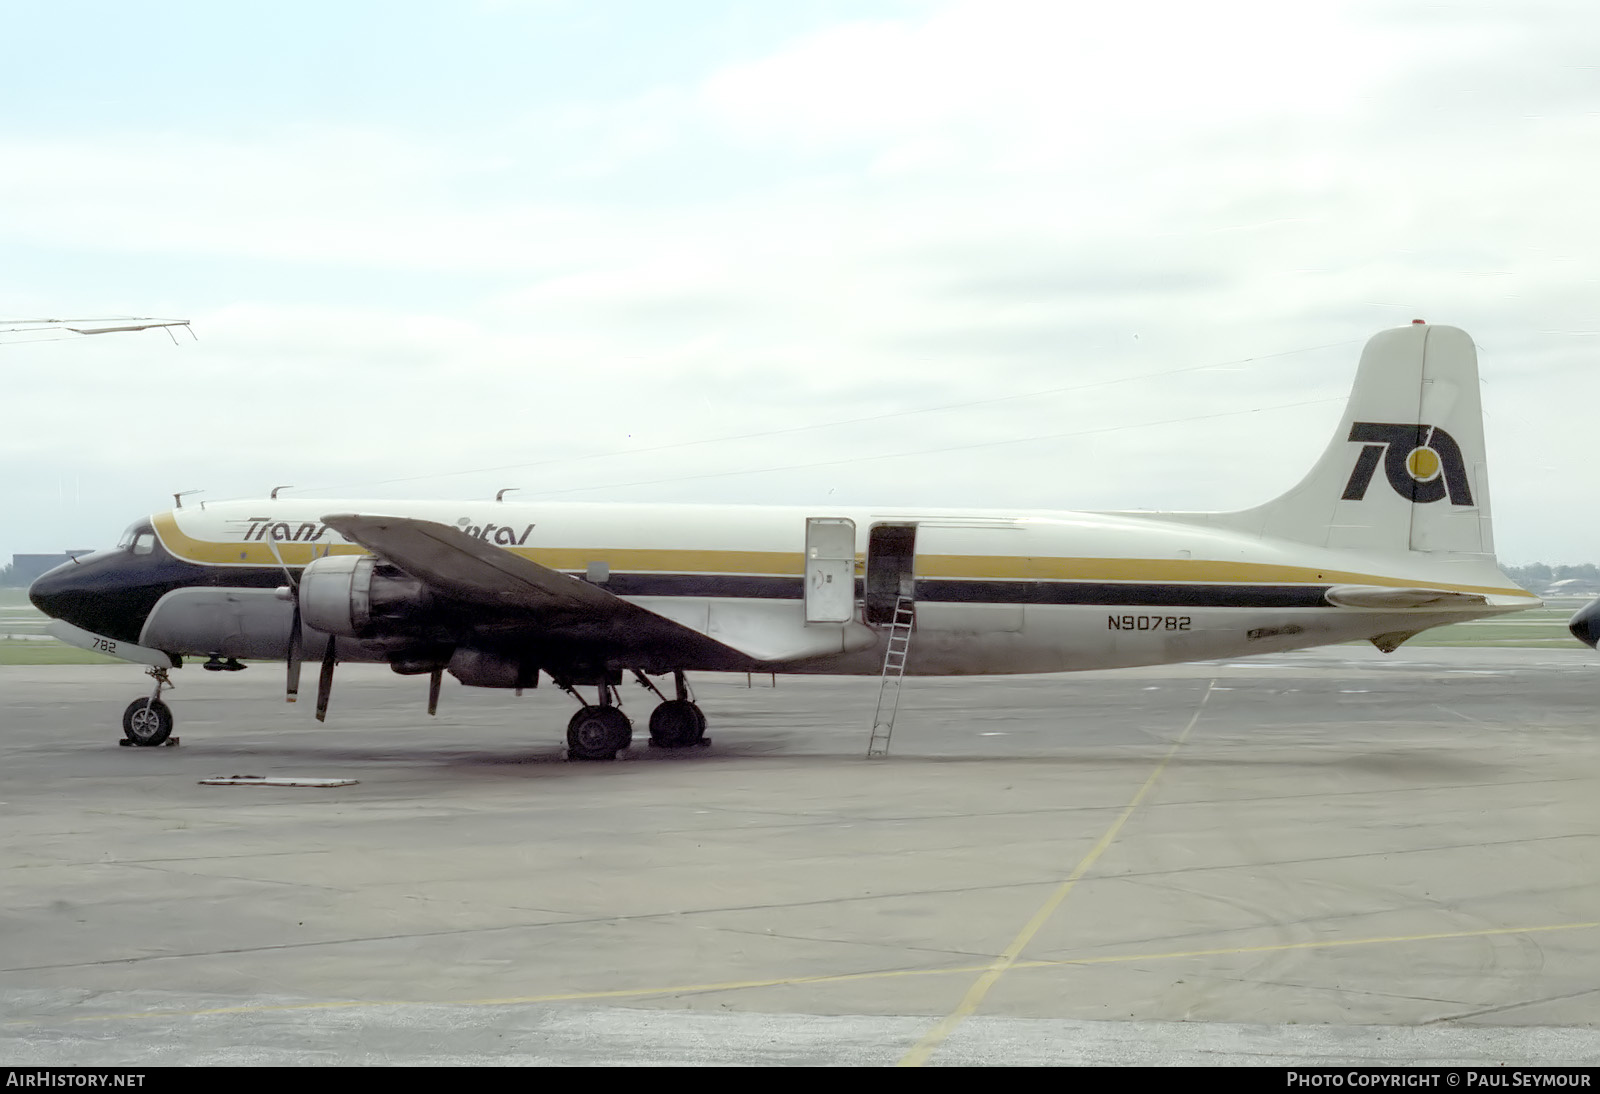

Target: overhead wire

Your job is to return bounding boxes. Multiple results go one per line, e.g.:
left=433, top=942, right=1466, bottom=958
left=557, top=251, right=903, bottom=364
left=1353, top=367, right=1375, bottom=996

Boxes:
left=0, top=317, right=193, bottom=345
left=298, top=338, right=1355, bottom=495
left=511, top=394, right=1345, bottom=498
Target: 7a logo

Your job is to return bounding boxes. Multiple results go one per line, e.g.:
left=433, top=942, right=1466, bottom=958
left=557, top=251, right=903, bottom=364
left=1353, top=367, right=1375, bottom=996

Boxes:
left=1341, top=422, right=1474, bottom=505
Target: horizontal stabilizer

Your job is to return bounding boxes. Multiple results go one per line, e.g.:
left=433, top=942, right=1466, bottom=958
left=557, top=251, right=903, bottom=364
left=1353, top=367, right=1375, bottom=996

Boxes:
left=1324, top=585, right=1491, bottom=610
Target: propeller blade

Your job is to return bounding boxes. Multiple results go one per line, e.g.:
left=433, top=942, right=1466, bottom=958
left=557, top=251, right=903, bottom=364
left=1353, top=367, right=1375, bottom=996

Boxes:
left=315, top=636, right=336, bottom=722
left=266, top=529, right=296, bottom=582
left=286, top=602, right=302, bottom=703
left=269, top=537, right=303, bottom=704
left=428, top=668, right=442, bottom=716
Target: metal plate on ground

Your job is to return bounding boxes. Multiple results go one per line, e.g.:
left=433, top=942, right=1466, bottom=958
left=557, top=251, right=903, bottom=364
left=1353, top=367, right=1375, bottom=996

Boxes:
left=198, top=775, right=358, bottom=787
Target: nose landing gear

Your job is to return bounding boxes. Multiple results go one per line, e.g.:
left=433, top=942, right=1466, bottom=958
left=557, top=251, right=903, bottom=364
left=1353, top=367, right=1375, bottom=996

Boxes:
left=120, top=667, right=178, bottom=747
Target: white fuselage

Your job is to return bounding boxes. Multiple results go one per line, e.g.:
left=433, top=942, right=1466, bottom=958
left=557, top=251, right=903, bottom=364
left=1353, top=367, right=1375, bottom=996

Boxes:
left=138, top=498, right=1535, bottom=675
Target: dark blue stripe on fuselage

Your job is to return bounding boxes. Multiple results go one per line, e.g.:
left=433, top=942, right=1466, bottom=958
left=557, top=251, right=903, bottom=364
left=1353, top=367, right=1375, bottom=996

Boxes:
left=39, top=547, right=1333, bottom=649
left=611, top=573, right=1330, bottom=608
left=914, top=579, right=1332, bottom=608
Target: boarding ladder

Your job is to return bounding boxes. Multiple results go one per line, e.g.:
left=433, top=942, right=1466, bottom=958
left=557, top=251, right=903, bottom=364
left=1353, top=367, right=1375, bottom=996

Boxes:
left=866, top=593, right=915, bottom=757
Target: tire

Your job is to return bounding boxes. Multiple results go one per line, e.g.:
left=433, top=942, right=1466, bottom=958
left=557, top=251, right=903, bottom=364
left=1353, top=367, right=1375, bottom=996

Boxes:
left=648, top=700, right=704, bottom=749
left=122, top=698, right=173, bottom=747
left=567, top=706, right=632, bottom=761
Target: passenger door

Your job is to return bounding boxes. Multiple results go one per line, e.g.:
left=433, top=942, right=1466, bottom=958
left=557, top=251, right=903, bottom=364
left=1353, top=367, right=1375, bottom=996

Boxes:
left=803, top=517, right=856, bottom=624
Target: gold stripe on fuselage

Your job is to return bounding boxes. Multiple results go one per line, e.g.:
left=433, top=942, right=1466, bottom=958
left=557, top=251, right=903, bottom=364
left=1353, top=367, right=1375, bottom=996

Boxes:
left=914, top=554, right=1531, bottom=598
left=152, top=512, right=805, bottom=575
left=151, top=513, right=1535, bottom=599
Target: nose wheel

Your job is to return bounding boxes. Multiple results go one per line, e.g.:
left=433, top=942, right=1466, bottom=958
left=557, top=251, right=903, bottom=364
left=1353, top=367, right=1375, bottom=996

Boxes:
left=119, top=665, right=177, bottom=742
left=120, top=667, right=177, bottom=747
left=122, top=698, right=174, bottom=746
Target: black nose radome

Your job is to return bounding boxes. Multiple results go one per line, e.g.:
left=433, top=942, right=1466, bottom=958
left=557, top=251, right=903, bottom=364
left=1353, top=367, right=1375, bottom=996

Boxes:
left=1569, top=597, right=1600, bottom=649
left=27, top=558, right=81, bottom=622
left=27, top=549, right=150, bottom=642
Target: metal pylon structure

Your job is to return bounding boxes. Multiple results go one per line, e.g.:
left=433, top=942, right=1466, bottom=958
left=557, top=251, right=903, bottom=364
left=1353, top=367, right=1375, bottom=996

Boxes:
left=866, top=594, right=915, bottom=757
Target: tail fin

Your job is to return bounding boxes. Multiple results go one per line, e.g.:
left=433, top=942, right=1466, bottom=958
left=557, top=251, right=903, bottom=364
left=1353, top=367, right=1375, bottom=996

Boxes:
left=1221, top=322, right=1493, bottom=556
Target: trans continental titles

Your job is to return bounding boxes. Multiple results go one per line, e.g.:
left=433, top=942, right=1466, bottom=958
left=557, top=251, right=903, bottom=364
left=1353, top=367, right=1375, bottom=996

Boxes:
left=237, top=518, right=535, bottom=546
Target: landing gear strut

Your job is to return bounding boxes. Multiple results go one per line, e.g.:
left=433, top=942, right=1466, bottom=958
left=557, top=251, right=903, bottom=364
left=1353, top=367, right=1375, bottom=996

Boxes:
left=121, top=667, right=176, bottom=747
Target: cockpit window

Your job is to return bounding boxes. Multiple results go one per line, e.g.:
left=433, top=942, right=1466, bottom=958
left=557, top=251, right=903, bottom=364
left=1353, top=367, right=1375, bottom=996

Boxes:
left=119, top=521, right=155, bottom=554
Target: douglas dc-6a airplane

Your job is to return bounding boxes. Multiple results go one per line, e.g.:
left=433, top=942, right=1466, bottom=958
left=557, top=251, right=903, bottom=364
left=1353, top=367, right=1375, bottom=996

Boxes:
left=29, top=321, right=1538, bottom=758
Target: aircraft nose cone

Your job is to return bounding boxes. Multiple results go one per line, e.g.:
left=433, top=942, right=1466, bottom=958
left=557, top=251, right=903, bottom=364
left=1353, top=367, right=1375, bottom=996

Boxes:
left=1569, top=597, right=1600, bottom=649
left=27, top=559, right=78, bottom=620
left=26, top=551, right=139, bottom=639
left=26, top=546, right=178, bottom=643
left=27, top=559, right=92, bottom=626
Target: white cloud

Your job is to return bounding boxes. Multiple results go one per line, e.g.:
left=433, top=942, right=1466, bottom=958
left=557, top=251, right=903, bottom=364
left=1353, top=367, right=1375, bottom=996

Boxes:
left=7, top=1, right=1600, bottom=565
left=698, top=1, right=1397, bottom=151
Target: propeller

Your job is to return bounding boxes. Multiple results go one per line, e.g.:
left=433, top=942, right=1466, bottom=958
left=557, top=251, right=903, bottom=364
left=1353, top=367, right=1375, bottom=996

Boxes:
left=267, top=533, right=303, bottom=704
left=286, top=617, right=303, bottom=702
left=316, top=633, right=337, bottom=722
left=428, top=668, right=442, bottom=716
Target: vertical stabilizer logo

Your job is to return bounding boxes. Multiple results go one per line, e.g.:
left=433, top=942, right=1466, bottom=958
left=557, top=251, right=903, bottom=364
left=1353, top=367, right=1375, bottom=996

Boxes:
left=1342, top=422, right=1474, bottom=505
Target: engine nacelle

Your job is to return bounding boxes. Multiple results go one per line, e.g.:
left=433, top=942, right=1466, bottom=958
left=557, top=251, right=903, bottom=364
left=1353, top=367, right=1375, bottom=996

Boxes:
left=299, top=554, right=433, bottom=638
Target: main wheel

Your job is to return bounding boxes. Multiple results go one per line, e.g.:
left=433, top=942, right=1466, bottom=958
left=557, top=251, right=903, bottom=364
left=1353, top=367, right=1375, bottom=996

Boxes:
left=648, top=700, right=705, bottom=749
left=122, top=698, right=173, bottom=747
left=566, top=706, right=632, bottom=761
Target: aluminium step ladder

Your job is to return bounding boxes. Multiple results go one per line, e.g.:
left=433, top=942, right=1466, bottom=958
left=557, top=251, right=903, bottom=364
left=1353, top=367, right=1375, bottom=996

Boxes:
left=866, top=593, right=915, bottom=757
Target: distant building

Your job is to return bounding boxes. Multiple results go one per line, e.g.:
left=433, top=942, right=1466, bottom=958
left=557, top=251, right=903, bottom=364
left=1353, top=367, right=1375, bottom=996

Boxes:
left=1543, top=578, right=1600, bottom=598
left=8, top=552, right=93, bottom=588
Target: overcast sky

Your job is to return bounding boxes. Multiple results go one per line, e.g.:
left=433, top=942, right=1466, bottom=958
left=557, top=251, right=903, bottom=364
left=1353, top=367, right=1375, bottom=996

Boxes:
left=3, top=0, right=1597, bottom=565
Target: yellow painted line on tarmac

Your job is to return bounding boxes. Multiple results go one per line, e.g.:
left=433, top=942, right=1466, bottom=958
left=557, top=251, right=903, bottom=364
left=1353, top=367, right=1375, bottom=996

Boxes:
left=13, top=919, right=1598, bottom=1028
left=896, top=679, right=1217, bottom=1067
left=34, top=963, right=986, bottom=1025
left=1011, top=919, right=1600, bottom=972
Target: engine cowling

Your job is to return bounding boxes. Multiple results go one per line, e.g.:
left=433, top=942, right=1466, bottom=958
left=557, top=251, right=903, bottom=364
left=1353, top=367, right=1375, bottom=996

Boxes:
left=299, top=554, right=433, bottom=638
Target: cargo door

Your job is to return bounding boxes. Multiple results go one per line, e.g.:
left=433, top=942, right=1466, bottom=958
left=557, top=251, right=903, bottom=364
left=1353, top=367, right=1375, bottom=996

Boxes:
left=865, top=523, right=917, bottom=625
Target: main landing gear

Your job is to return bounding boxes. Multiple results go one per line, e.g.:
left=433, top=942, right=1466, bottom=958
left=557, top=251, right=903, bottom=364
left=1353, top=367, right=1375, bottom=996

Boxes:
left=565, top=690, right=632, bottom=762
left=121, top=667, right=177, bottom=747
left=561, top=670, right=708, bottom=761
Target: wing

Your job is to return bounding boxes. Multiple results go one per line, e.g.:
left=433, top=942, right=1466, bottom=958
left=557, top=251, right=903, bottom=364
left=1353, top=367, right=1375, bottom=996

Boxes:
left=319, top=513, right=875, bottom=666
left=321, top=513, right=625, bottom=615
